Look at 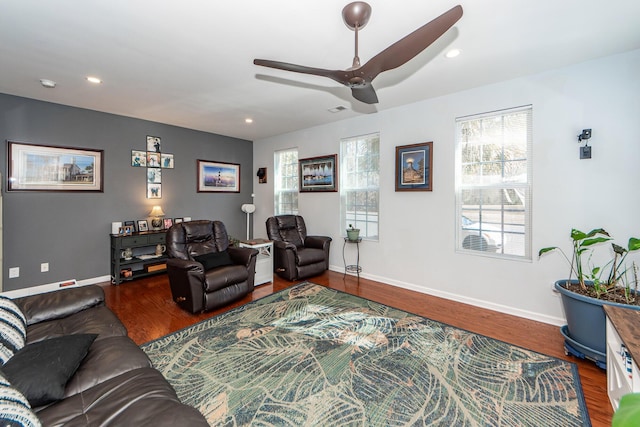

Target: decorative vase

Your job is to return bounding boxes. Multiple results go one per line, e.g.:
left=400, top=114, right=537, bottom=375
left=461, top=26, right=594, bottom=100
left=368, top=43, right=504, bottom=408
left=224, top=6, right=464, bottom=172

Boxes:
left=346, top=229, right=360, bottom=241
left=121, top=247, right=133, bottom=260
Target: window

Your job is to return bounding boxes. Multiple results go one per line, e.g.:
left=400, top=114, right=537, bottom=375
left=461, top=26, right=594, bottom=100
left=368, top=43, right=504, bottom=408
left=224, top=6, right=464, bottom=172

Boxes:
left=340, top=133, right=380, bottom=240
left=455, top=106, right=532, bottom=259
left=274, top=148, right=298, bottom=215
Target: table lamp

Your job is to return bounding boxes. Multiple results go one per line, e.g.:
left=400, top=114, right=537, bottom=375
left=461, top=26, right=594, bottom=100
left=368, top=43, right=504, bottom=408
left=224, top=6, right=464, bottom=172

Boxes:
left=149, top=205, right=165, bottom=230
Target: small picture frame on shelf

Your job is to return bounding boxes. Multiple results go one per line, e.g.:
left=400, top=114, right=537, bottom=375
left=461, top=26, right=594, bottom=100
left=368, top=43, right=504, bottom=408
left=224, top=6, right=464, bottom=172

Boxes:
left=183, top=217, right=191, bottom=222
left=123, top=225, right=133, bottom=235
left=123, top=220, right=136, bottom=233
left=137, top=220, right=149, bottom=232
left=163, top=218, right=173, bottom=229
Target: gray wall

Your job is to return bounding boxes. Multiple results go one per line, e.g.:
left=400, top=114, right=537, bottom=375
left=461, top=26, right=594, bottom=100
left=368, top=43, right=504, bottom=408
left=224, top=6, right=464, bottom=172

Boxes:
left=0, top=94, right=254, bottom=291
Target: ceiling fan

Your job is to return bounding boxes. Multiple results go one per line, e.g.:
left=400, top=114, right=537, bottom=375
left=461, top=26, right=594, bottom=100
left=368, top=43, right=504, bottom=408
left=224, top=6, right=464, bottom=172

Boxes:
left=254, top=3, right=463, bottom=104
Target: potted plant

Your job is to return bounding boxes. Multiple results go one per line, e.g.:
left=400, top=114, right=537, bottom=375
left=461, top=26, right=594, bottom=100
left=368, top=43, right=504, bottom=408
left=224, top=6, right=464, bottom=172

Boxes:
left=539, top=228, right=640, bottom=367
left=346, top=224, right=360, bottom=241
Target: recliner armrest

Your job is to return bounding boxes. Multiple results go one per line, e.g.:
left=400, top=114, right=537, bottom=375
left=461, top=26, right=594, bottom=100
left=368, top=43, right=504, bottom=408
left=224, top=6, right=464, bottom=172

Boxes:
left=14, top=285, right=106, bottom=326
left=305, top=235, right=332, bottom=250
left=227, top=247, right=258, bottom=267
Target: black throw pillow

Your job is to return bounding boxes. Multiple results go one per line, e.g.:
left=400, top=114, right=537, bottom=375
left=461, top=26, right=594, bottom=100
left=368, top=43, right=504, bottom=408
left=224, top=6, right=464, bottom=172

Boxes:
left=194, top=251, right=233, bottom=271
left=1, top=334, right=97, bottom=407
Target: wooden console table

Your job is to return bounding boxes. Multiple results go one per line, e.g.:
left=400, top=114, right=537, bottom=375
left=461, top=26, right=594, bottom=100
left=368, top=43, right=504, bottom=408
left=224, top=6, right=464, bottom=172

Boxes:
left=604, top=305, right=640, bottom=409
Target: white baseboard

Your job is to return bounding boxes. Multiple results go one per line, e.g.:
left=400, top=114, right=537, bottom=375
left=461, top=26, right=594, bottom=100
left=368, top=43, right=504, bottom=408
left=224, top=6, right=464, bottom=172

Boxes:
left=1, top=275, right=111, bottom=299
left=328, top=265, right=565, bottom=327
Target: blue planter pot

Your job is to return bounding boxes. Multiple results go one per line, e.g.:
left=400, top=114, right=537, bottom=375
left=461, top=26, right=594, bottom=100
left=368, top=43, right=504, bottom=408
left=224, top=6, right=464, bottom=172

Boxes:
left=555, top=279, right=640, bottom=358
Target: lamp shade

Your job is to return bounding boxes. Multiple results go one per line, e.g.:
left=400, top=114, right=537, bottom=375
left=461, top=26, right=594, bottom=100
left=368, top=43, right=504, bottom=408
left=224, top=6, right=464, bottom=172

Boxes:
left=149, top=205, right=165, bottom=217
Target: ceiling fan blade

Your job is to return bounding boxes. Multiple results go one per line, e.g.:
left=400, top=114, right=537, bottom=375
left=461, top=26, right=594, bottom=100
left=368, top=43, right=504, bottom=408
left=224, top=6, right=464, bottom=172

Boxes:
left=359, top=5, right=463, bottom=81
left=351, top=84, right=378, bottom=104
left=254, top=59, right=347, bottom=84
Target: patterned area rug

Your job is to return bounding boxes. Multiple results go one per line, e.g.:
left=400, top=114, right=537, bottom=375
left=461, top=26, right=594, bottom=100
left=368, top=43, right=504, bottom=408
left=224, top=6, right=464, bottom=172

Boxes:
left=141, top=282, right=590, bottom=426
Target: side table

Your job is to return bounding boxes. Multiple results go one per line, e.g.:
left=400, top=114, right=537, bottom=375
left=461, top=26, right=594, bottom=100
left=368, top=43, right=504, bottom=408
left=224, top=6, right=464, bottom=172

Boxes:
left=239, top=239, right=273, bottom=286
left=342, top=237, right=362, bottom=278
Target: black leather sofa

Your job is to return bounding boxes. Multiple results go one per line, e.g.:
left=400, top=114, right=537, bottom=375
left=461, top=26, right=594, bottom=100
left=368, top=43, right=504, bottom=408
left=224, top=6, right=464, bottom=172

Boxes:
left=10, top=285, right=208, bottom=426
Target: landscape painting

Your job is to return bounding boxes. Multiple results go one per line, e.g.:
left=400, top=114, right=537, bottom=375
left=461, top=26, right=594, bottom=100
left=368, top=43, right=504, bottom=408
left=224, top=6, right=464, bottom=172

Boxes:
left=197, top=160, right=240, bottom=193
left=8, top=141, right=103, bottom=192
left=299, top=154, right=338, bottom=192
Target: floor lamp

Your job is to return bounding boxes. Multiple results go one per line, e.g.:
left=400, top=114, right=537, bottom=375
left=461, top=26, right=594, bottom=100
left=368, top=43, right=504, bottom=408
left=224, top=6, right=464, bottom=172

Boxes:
left=241, top=204, right=256, bottom=240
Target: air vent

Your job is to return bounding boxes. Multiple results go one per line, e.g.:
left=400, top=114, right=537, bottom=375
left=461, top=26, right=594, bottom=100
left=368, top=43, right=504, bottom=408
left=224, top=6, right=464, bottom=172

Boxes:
left=328, top=106, right=347, bottom=113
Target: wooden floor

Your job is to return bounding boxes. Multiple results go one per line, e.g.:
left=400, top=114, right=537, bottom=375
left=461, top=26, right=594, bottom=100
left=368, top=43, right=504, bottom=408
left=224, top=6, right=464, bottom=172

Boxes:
left=100, top=270, right=612, bottom=426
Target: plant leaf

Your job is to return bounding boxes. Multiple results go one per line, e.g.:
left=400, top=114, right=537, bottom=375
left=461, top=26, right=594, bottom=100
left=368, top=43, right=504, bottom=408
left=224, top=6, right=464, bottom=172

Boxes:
left=612, top=393, right=640, bottom=427
left=570, top=229, right=587, bottom=241
left=613, top=243, right=628, bottom=255
left=581, top=237, right=611, bottom=247
left=538, top=247, right=557, bottom=256
left=629, top=237, right=640, bottom=252
left=585, top=228, right=610, bottom=238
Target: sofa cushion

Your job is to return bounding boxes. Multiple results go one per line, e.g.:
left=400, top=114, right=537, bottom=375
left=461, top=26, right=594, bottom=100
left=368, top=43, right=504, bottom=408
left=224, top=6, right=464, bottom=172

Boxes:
left=63, top=335, right=152, bottom=398
left=25, top=305, right=126, bottom=345
left=36, top=368, right=209, bottom=427
left=204, top=265, right=249, bottom=292
left=0, top=371, right=41, bottom=427
left=295, top=247, right=327, bottom=266
left=194, top=251, right=233, bottom=271
left=1, top=334, right=97, bottom=407
left=0, top=296, right=27, bottom=364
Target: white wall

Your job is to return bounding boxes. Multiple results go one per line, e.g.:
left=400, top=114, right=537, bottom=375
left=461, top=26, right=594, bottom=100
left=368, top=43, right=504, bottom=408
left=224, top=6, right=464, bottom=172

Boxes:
left=252, top=49, right=640, bottom=325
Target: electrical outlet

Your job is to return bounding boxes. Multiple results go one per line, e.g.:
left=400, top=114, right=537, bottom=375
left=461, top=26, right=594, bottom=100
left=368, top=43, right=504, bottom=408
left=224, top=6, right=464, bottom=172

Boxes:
left=41, top=263, right=49, bottom=273
left=9, top=267, right=19, bottom=278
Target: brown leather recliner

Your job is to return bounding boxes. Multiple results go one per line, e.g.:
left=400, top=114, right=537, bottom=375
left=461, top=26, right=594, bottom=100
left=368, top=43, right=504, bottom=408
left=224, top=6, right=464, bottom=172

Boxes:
left=166, top=220, right=258, bottom=313
left=266, top=215, right=332, bottom=281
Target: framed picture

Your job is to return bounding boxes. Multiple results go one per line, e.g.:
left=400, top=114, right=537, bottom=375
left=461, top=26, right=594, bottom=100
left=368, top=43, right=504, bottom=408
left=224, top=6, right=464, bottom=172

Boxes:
left=197, top=160, right=240, bottom=193
left=163, top=218, right=173, bottom=229
left=137, top=220, right=149, bottom=232
left=131, top=150, right=147, bottom=167
left=299, top=154, right=338, bottom=192
left=8, top=141, right=104, bottom=192
left=123, top=220, right=136, bottom=233
left=123, top=225, right=134, bottom=235
left=146, top=135, right=161, bottom=153
left=395, top=142, right=433, bottom=192
left=147, top=152, right=161, bottom=167
left=147, top=167, right=162, bottom=183
left=174, top=218, right=183, bottom=224
left=147, top=183, right=161, bottom=199
left=161, top=153, right=174, bottom=169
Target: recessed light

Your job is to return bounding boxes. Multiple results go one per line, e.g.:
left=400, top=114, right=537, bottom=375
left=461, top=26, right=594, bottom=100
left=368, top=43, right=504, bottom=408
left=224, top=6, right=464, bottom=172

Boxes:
left=245, top=118, right=254, bottom=124
left=86, top=76, right=102, bottom=84
left=39, top=79, right=56, bottom=88
left=445, top=48, right=462, bottom=59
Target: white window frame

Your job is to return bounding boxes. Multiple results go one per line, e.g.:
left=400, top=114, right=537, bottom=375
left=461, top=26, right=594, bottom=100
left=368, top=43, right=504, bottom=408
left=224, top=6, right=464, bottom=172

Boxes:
left=455, top=105, right=532, bottom=260
left=274, top=148, right=298, bottom=216
left=340, top=133, right=380, bottom=241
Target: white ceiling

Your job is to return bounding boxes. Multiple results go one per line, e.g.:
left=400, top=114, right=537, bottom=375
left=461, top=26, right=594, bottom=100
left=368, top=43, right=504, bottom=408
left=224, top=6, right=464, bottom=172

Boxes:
left=1, top=1, right=639, bottom=141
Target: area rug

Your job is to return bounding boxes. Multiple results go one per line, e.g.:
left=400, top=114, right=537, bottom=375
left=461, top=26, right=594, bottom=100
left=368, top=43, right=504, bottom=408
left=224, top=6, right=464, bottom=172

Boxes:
left=141, top=282, right=590, bottom=426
